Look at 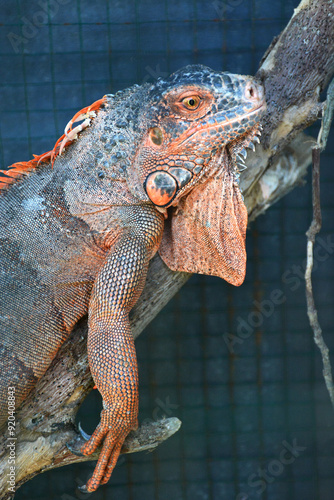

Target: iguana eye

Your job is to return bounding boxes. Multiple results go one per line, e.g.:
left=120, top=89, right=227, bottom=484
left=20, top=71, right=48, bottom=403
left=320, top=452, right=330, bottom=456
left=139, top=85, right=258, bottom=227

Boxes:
left=181, top=95, right=201, bottom=110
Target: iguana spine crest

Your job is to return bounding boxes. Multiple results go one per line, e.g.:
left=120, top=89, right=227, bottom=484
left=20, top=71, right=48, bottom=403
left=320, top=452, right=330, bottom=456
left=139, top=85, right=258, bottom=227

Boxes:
left=0, top=97, right=106, bottom=190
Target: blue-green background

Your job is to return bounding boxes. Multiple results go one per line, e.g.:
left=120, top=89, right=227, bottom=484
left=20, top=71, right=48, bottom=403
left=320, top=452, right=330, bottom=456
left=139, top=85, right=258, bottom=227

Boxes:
left=0, top=1, right=333, bottom=499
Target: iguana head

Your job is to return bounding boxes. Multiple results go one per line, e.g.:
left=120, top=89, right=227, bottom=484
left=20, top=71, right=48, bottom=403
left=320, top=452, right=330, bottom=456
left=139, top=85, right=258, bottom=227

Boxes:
left=130, top=65, right=265, bottom=208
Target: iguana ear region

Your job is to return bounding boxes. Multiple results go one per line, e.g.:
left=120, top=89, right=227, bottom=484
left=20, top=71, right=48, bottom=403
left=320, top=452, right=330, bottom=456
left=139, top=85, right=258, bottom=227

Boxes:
left=144, top=167, right=192, bottom=207
left=145, top=171, right=177, bottom=206
left=158, top=154, right=247, bottom=286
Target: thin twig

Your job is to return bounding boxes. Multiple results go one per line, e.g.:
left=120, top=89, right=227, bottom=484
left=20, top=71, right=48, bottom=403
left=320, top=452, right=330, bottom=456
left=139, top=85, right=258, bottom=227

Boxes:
left=305, top=85, right=334, bottom=410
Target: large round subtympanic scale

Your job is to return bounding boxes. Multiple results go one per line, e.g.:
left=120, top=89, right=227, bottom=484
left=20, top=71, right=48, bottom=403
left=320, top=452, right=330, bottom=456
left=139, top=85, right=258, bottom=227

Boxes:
left=144, top=171, right=177, bottom=207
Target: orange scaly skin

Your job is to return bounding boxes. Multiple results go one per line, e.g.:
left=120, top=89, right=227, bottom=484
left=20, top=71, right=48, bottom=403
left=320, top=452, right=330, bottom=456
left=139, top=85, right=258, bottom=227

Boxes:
left=0, top=65, right=265, bottom=493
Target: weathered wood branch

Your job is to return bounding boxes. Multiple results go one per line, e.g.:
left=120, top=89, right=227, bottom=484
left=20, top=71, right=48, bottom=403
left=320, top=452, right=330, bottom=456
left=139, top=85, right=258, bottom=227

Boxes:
left=0, top=0, right=333, bottom=497
left=305, top=80, right=334, bottom=411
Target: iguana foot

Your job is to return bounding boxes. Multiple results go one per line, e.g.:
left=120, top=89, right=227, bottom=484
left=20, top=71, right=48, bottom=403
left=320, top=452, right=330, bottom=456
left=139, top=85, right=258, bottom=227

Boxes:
left=79, top=408, right=137, bottom=492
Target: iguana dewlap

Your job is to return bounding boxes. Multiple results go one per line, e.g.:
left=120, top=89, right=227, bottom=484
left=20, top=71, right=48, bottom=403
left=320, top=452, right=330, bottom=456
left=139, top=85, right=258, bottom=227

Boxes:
left=0, top=65, right=265, bottom=492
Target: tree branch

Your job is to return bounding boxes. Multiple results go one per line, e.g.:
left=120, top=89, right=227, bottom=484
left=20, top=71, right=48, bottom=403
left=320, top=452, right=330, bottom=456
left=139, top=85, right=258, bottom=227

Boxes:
left=1, top=0, right=334, bottom=497
left=305, top=80, right=334, bottom=411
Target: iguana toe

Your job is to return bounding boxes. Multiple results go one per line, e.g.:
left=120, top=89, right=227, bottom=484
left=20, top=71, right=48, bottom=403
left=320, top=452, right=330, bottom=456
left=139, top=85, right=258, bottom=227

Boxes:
left=80, top=428, right=128, bottom=492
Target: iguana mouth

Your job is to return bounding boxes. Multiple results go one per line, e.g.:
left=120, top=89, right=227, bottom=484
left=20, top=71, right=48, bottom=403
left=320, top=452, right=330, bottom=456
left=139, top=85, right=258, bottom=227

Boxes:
left=177, top=103, right=266, bottom=147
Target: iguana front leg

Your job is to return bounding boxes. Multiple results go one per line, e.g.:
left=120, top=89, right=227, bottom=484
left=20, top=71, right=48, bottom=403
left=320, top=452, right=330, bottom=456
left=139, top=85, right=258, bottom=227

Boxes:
left=79, top=212, right=164, bottom=492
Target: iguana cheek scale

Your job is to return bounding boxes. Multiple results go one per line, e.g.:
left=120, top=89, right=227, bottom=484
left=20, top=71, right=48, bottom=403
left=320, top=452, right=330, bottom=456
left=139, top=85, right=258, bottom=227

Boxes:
left=0, top=65, right=265, bottom=492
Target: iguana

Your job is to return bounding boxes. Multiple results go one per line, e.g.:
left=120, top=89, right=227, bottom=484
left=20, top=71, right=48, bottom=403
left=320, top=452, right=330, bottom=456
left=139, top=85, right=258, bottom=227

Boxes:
left=0, top=65, right=265, bottom=492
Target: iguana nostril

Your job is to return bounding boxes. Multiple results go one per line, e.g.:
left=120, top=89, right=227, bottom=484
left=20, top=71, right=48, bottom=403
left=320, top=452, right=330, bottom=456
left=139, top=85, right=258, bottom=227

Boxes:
left=244, top=81, right=263, bottom=104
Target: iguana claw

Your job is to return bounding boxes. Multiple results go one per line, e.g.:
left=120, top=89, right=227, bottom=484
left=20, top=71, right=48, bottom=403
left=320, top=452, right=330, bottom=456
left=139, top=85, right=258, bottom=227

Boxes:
left=66, top=442, right=84, bottom=457
left=77, top=485, right=89, bottom=494
left=78, top=421, right=92, bottom=441
left=66, top=422, right=92, bottom=456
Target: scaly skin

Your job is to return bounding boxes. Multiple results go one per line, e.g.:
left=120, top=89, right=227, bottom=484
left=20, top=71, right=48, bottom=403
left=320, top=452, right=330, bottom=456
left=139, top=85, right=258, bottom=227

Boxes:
left=0, top=65, right=265, bottom=492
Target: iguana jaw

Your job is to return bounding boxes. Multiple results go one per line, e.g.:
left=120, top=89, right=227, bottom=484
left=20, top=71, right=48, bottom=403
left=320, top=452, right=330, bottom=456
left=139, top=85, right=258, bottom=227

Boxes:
left=227, top=120, right=264, bottom=173
left=131, top=104, right=265, bottom=209
left=159, top=116, right=265, bottom=208
left=175, top=103, right=266, bottom=148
